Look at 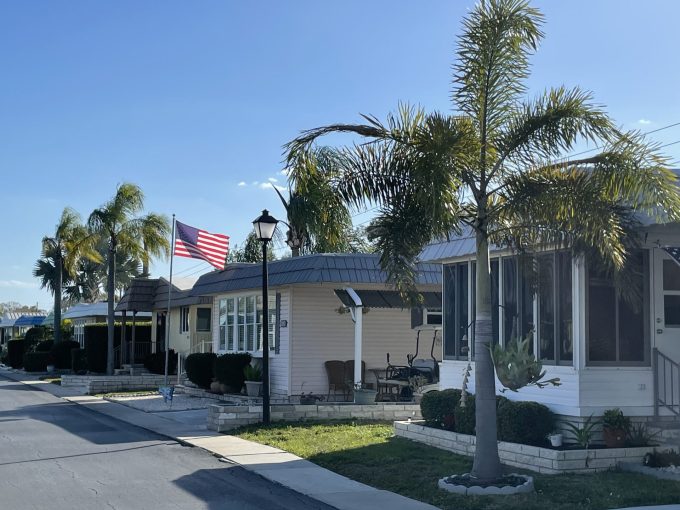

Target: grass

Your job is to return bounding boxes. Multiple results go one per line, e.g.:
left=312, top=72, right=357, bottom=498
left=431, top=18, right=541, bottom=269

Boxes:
left=234, top=421, right=680, bottom=510
left=38, top=376, right=61, bottom=385
left=94, top=389, right=157, bottom=398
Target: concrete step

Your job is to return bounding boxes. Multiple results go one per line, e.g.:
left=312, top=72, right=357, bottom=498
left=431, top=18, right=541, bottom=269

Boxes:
left=113, top=369, right=130, bottom=376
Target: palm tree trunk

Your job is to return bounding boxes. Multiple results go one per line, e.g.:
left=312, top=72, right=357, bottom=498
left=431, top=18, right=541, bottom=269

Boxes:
left=471, top=228, right=502, bottom=480
left=106, top=246, right=116, bottom=375
left=54, top=252, right=62, bottom=344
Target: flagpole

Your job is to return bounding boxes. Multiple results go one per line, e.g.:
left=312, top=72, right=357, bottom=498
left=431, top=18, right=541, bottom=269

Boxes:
left=164, top=214, right=176, bottom=386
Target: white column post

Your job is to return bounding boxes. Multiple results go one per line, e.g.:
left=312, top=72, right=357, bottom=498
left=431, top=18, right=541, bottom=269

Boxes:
left=345, top=288, right=364, bottom=386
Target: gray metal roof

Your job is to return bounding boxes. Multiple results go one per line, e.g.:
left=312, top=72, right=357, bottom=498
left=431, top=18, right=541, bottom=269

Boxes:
left=420, top=225, right=505, bottom=263
left=192, top=253, right=442, bottom=296
left=64, top=302, right=151, bottom=319
left=116, top=278, right=159, bottom=312
left=153, top=278, right=212, bottom=309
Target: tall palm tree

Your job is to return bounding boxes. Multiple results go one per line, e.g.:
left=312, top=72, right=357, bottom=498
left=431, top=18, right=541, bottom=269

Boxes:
left=276, top=147, right=353, bottom=256
left=88, top=183, right=170, bottom=375
left=286, top=0, right=680, bottom=480
left=34, top=208, right=100, bottom=343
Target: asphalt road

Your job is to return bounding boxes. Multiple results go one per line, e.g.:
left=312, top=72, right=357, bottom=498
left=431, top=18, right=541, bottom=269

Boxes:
left=0, top=376, right=333, bottom=510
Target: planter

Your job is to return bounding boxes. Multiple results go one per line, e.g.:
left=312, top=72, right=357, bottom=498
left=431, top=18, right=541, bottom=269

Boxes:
left=603, top=427, right=627, bottom=448
left=46, top=364, right=55, bottom=373
left=353, top=388, right=378, bottom=405
left=245, top=380, right=262, bottom=397
left=549, top=433, right=563, bottom=447
left=210, top=381, right=223, bottom=394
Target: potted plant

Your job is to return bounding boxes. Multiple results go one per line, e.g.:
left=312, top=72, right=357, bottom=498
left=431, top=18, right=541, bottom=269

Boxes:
left=353, top=381, right=377, bottom=405
left=243, top=365, right=263, bottom=397
left=46, top=353, right=56, bottom=373
left=548, top=430, right=563, bottom=447
left=602, top=408, right=631, bottom=448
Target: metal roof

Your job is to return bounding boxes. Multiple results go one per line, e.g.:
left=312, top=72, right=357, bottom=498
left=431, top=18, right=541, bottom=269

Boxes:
left=63, top=302, right=151, bottom=319
left=116, top=278, right=159, bottom=312
left=419, top=225, right=505, bottom=263
left=191, top=253, right=442, bottom=296
left=14, top=315, right=47, bottom=327
left=152, top=277, right=211, bottom=309
left=333, top=289, right=442, bottom=309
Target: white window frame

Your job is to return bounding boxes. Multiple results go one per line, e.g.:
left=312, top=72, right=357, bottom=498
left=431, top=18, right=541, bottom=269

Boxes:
left=218, top=294, right=277, bottom=354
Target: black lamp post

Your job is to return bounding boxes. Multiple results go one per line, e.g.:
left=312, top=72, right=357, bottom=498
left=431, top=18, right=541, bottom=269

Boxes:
left=252, top=209, right=278, bottom=425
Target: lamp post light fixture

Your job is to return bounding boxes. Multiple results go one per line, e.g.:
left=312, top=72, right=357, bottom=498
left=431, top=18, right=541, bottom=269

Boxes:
left=252, top=209, right=278, bottom=425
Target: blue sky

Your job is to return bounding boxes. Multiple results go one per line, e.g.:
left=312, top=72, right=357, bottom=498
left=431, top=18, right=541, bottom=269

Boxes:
left=1, top=0, right=679, bottom=310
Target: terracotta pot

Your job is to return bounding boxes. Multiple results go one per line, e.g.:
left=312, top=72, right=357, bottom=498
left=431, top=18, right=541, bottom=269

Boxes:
left=603, top=427, right=627, bottom=448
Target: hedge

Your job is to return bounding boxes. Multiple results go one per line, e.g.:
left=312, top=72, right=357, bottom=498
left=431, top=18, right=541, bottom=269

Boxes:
left=51, top=340, right=80, bottom=369
left=185, top=352, right=217, bottom=389
left=83, top=323, right=151, bottom=373
left=35, top=340, right=54, bottom=352
left=214, top=353, right=252, bottom=392
left=23, top=351, right=50, bottom=372
left=144, top=350, right=177, bottom=375
left=419, top=390, right=552, bottom=446
left=7, top=340, right=25, bottom=369
left=71, top=348, right=87, bottom=374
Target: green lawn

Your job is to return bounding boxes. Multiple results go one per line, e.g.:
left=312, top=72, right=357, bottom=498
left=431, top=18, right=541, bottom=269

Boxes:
left=234, top=421, right=680, bottom=510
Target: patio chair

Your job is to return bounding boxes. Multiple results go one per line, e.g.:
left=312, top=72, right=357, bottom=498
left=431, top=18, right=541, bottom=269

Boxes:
left=344, top=360, right=366, bottom=388
left=325, top=360, right=349, bottom=402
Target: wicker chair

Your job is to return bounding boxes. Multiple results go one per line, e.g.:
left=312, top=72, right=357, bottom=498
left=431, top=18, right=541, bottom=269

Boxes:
left=344, top=359, right=366, bottom=388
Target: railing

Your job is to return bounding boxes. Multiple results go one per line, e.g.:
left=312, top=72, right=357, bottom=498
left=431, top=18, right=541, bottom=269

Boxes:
left=190, top=340, right=213, bottom=354
left=654, top=347, right=680, bottom=416
left=113, top=342, right=153, bottom=369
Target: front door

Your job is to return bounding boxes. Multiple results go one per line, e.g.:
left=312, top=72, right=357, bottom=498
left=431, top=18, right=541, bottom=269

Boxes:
left=653, top=248, right=680, bottom=362
left=156, top=312, right=166, bottom=351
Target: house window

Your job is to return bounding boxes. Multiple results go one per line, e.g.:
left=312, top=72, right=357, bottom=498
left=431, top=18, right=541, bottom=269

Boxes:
left=586, top=251, right=648, bottom=365
left=218, top=294, right=278, bottom=353
left=537, top=252, right=572, bottom=364
left=196, top=308, right=211, bottom=332
left=179, top=307, right=189, bottom=333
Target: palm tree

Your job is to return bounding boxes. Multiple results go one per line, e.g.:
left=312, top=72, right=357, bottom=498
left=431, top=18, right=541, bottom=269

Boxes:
left=88, top=183, right=170, bottom=375
left=276, top=147, right=353, bottom=256
left=34, top=208, right=100, bottom=343
left=286, top=0, right=680, bottom=480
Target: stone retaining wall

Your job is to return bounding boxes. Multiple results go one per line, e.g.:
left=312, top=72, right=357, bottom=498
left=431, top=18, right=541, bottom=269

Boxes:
left=208, top=403, right=422, bottom=432
left=61, top=374, right=169, bottom=394
left=394, top=421, right=653, bottom=474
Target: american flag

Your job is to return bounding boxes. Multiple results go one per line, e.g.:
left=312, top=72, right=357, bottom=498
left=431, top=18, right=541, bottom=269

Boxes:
left=664, top=247, right=680, bottom=267
left=174, top=221, right=229, bottom=270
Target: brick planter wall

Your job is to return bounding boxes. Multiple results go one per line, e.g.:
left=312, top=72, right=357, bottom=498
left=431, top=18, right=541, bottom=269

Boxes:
left=61, top=374, right=169, bottom=394
left=208, top=403, right=422, bottom=432
left=394, top=421, right=653, bottom=474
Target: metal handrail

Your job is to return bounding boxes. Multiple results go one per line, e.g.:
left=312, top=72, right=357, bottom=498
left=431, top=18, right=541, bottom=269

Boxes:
left=654, top=347, right=680, bottom=416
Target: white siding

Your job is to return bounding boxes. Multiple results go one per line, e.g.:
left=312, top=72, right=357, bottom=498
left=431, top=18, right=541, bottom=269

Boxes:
left=579, top=368, right=654, bottom=416
left=290, top=285, right=434, bottom=397
left=439, top=360, right=581, bottom=415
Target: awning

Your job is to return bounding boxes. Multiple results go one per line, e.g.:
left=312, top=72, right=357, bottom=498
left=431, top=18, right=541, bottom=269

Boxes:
left=14, top=315, right=47, bottom=327
left=334, top=289, right=442, bottom=309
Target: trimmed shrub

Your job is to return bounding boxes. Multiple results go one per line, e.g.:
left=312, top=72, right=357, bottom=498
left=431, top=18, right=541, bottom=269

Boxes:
left=453, top=395, right=476, bottom=435
left=50, top=340, right=80, bottom=369
left=35, top=340, right=54, bottom=352
left=420, top=389, right=461, bottom=429
left=144, top=350, right=177, bottom=375
left=214, top=353, right=252, bottom=392
left=7, top=340, right=25, bottom=368
left=23, top=351, right=50, bottom=372
left=497, top=400, right=555, bottom=446
left=24, top=326, right=48, bottom=352
left=185, top=352, right=217, bottom=389
left=71, top=348, right=87, bottom=374
left=83, top=323, right=151, bottom=373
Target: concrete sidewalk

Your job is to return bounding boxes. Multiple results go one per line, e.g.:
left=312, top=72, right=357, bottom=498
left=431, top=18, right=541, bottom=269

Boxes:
left=0, top=368, right=438, bottom=510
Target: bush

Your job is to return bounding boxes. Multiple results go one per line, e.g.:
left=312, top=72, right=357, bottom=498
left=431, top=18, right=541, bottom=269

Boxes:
left=420, top=389, right=461, bottom=429
left=644, top=449, right=680, bottom=468
left=453, top=396, right=476, bottom=435
left=35, top=340, right=54, bottom=352
left=144, top=350, right=177, bottom=375
left=50, top=340, right=80, bottom=369
left=214, top=353, right=252, bottom=392
left=24, top=326, right=48, bottom=352
left=71, top=348, right=87, bottom=374
left=185, top=352, right=217, bottom=389
left=497, top=400, right=555, bottom=446
left=7, top=340, right=25, bottom=368
left=23, top=351, right=50, bottom=372
left=83, top=323, right=151, bottom=373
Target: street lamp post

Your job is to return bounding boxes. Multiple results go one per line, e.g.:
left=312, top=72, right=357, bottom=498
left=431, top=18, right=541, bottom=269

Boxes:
left=252, top=209, right=278, bottom=425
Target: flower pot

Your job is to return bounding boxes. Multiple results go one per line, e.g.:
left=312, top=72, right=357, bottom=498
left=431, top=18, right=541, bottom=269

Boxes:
left=603, top=427, right=627, bottom=448
left=210, top=381, right=223, bottom=394
left=46, top=364, right=55, bottom=373
left=353, top=388, right=378, bottom=405
left=245, top=380, right=262, bottom=397
left=549, top=433, right=563, bottom=447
